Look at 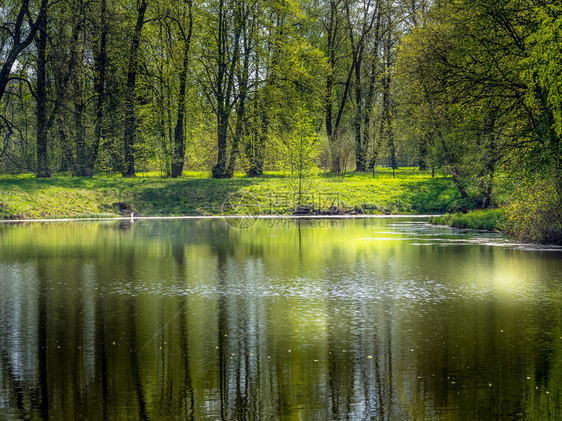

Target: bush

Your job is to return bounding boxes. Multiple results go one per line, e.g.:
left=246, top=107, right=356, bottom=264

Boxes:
left=501, top=177, right=562, bottom=244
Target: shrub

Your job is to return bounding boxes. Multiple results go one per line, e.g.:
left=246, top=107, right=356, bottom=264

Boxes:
left=501, top=177, right=562, bottom=244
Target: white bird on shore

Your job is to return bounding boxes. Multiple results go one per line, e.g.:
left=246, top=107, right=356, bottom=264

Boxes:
left=131, top=212, right=134, bottom=222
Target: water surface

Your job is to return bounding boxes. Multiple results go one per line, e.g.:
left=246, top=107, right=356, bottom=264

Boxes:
left=0, top=218, right=561, bottom=420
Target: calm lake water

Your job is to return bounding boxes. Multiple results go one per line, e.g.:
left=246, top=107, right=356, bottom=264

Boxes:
left=0, top=217, right=561, bottom=420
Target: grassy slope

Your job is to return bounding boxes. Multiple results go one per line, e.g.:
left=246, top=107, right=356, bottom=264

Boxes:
left=0, top=168, right=463, bottom=219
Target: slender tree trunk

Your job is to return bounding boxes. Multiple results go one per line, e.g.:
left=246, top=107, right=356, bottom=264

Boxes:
left=36, top=3, right=50, bottom=178
left=50, top=14, right=76, bottom=172
left=418, top=136, right=428, bottom=170
left=171, top=1, right=193, bottom=178
left=354, top=52, right=365, bottom=171
left=325, top=0, right=337, bottom=141
left=247, top=122, right=266, bottom=177
left=247, top=94, right=266, bottom=177
left=226, top=66, right=249, bottom=177
left=226, top=9, right=252, bottom=178
left=246, top=48, right=264, bottom=177
left=58, top=116, right=74, bottom=172
left=73, top=100, right=87, bottom=176
left=380, top=26, right=396, bottom=173
left=212, top=0, right=241, bottom=178
left=325, top=73, right=334, bottom=139
left=71, top=1, right=88, bottom=177
left=225, top=94, right=246, bottom=178
left=212, top=0, right=226, bottom=178
left=247, top=79, right=268, bottom=178
left=334, top=60, right=356, bottom=131
left=122, top=0, right=148, bottom=177
left=364, top=20, right=380, bottom=173
left=213, top=107, right=230, bottom=178
left=91, top=0, right=108, bottom=174
left=157, top=68, right=169, bottom=176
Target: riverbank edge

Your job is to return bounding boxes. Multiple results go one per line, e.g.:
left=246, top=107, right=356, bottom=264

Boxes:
left=0, top=213, right=441, bottom=224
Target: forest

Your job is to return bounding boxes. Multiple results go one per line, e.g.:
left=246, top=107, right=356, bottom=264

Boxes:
left=0, top=0, right=561, bottom=242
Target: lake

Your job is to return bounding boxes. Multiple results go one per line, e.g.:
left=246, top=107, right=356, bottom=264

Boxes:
left=0, top=217, right=561, bottom=420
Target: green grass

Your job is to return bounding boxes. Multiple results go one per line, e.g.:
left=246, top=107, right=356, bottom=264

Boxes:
left=0, top=168, right=464, bottom=219
left=429, top=208, right=506, bottom=231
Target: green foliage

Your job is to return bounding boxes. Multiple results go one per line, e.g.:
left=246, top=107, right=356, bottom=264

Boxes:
left=501, top=176, right=562, bottom=244
left=525, top=3, right=562, bottom=136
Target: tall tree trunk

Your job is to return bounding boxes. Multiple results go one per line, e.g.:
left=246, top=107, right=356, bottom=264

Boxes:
left=58, top=117, right=73, bottom=172
left=171, top=0, right=193, bottom=178
left=226, top=72, right=249, bottom=176
left=212, top=107, right=230, bottom=178
left=71, top=0, right=88, bottom=176
left=325, top=0, right=338, bottom=141
left=354, top=53, right=365, bottom=171
left=246, top=89, right=266, bottom=177
left=225, top=93, right=246, bottom=178
left=226, top=9, right=251, bottom=178
left=246, top=48, right=264, bottom=177
left=91, top=0, right=108, bottom=174
left=212, top=0, right=227, bottom=178
left=73, top=100, right=87, bottom=176
left=212, top=0, right=241, bottom=178
left=380, top=25, right=396, bottom=173
left=157, top=67, right=169, bottom=176
left=36, top=3, right=50, bottom=178
left=247, top=116, right=266, bottom=177
left=122, top=0, right=148, bottom=177
left=365, top=10, right=381, bottom=173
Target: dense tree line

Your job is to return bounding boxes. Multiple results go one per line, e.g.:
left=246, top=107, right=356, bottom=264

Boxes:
left=0, top=0, right=561, bottom=239
left=0, top=0, right=420, bottom=178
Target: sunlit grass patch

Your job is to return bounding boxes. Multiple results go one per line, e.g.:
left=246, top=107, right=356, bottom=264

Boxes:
left=0, top=168, right=462, bottom=219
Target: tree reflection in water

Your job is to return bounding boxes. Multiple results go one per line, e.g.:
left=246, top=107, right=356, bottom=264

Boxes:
left=0, top=219, right=560, bottom=420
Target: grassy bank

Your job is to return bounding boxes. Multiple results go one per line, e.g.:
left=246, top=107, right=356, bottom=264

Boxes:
left=0, top=168, right=464, bottom=219
left=429, top=208, right=506, bottom=231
